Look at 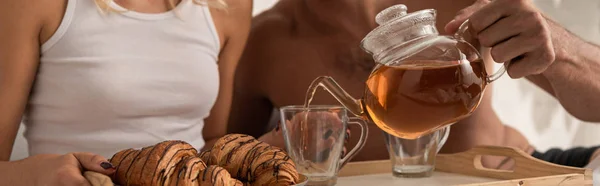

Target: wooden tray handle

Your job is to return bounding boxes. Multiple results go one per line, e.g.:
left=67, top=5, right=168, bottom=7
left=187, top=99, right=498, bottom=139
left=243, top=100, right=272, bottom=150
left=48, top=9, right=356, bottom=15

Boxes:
left=435, top=146, right=592, bottom=181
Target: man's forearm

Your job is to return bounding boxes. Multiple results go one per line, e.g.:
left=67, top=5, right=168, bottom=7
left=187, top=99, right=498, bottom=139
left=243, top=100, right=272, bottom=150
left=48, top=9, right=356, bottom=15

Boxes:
left=534, top=19, right=600, bottom=121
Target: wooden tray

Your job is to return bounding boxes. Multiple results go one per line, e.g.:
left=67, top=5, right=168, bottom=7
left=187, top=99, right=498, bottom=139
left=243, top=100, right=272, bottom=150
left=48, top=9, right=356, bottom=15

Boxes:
left=337, top=146, right=593, bottom=186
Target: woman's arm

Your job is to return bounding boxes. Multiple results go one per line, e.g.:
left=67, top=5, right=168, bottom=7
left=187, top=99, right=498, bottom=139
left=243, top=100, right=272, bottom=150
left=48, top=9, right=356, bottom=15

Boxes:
left=0, top=161, right=24, bottom=185
left=0, top=0, right=46, bottom=161
left=202, top=0, right=252, bottom=150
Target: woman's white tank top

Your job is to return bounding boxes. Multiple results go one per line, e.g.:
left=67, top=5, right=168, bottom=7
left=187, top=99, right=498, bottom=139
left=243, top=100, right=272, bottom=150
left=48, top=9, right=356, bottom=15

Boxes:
left=23, top=0, right=221, bottom=158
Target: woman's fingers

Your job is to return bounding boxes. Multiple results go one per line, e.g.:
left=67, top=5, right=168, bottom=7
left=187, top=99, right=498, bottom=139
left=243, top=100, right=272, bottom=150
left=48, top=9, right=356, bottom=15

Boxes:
left=54, top=164, right=93, bottom=186
left=83, top=171, right=113, bottom=186
left=71, top=152, right=115, bottom=175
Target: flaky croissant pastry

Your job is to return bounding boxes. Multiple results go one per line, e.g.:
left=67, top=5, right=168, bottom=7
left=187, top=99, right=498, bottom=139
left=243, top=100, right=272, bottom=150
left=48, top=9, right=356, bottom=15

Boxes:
left=110, top=140, right=242, bottom=186
left=200, top=134, right=300, bottom=186
left=108, top=134, right=300, bottom=186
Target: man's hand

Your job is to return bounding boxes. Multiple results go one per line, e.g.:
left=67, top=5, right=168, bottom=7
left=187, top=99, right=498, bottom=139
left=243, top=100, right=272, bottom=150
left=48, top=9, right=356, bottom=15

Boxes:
left=446, top=0, right=555, bottom=79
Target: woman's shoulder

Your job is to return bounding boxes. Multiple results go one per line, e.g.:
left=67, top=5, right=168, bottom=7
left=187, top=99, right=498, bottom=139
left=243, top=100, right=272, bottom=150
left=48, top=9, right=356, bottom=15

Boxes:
left=0, top=0, right=67, bottom=44
left=208, top=0, right=252, bottom=48
left=0, top=0, right=64, bottom=25
left=221, top=0, right=252, bottom=30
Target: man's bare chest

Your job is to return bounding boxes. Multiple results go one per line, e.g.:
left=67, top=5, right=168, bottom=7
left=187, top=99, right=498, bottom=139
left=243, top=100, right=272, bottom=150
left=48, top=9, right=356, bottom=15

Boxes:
left=264, top=42, right=375, bottom=108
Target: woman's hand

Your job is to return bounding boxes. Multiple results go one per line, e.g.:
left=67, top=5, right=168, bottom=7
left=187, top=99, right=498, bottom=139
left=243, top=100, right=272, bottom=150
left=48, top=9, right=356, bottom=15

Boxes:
left=13, top=152, right=115, bottom=186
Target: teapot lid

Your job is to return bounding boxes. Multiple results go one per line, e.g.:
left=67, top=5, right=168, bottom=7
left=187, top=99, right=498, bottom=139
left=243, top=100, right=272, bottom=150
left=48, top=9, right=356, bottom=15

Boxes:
left=361, top=5, right=438, bottom=61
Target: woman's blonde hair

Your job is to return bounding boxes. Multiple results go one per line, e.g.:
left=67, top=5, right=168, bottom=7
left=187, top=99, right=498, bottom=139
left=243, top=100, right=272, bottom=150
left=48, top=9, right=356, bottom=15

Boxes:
left=94, top=0, right=228, bottom=13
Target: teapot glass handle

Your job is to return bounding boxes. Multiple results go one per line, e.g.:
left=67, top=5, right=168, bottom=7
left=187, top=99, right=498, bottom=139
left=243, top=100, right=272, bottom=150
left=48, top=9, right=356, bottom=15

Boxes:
left=454, top=19, right=507, bottom=83
left=436, top=126, right=450, bottom=152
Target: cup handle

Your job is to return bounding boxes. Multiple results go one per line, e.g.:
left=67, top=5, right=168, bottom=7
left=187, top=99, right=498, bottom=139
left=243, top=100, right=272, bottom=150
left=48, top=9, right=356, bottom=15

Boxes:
left=436, top=127, right=450, bottom=152
left=339, top=117, right=369, bottom=168
left=454, top=19, right=507, bottom=83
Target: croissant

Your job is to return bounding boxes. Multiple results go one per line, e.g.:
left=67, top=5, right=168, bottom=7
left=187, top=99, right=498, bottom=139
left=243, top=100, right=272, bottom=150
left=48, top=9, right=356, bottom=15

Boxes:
left=195, top=165, right=244, bottom=186
left=110, top=140, right=243, bottom=186
left=166, top=157, right=242, bottom=186
left=200, top=134, right=300, bottom=186
left=249, top=148, right=298, bottom=186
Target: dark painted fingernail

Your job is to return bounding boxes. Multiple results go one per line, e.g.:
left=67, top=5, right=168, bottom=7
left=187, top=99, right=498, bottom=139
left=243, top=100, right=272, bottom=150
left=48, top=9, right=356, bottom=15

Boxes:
left=345, top=133, right=349, bottom=143
left=101, top=162, right=114, bottom=169
left=275, top=122, right=281, bottom=132
left=322, top=130, right=333, bottom=139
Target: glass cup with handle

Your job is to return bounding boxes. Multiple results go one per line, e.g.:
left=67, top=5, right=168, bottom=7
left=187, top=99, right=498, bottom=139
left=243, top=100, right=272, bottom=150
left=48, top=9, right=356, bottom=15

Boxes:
left=384, top=126, right=450, bottom=178
left=280, top=105, right=368, bottom=186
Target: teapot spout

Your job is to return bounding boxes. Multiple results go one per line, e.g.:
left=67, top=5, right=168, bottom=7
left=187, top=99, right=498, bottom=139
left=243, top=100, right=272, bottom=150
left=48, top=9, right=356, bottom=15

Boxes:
left=305, top=76, right=365, bottom=117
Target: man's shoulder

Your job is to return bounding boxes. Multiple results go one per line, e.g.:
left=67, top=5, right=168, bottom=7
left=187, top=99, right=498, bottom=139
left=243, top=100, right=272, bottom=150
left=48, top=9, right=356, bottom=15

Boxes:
left=237, top=7, right=306, bottom=84
left=243, top=7, right=301, bottom=61
left=250, top=6, right=296, bottom=39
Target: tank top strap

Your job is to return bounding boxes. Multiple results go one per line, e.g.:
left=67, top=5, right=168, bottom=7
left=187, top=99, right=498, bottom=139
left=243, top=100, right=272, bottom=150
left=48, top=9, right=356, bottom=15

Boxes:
left=198, top=3, right=221, bottom=51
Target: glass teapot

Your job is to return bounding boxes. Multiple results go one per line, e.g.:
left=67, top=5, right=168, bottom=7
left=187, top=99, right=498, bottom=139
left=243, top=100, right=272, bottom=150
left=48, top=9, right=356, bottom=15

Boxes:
left=307, top=4, right=506, bottom=139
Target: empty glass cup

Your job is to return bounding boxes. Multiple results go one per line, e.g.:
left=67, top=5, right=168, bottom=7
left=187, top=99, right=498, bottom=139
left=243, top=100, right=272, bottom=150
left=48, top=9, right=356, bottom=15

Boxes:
left=280, top=105, right=368, bottom=186
left=384, top=126, right=449, bottom=178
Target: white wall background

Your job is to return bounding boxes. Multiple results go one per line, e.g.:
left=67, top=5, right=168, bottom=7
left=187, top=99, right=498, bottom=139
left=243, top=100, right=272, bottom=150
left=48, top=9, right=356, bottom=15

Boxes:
left=252, top=0, right=277, bottom=16
left=10, top=0, right=600, bottom=160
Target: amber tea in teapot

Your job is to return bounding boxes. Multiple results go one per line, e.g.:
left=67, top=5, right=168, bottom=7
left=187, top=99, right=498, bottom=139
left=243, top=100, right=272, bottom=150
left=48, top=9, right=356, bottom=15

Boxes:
left=304, top=4, right=506, bottom=139
left=364, top=59, right=487, bottom=139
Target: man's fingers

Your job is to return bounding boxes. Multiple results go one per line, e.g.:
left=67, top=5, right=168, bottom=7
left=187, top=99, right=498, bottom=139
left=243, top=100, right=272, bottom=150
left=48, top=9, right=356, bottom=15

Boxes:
left=477, top=15, right=523, bottom=47
left=345, top=129, right=351, bottom=143
left=71, top=152, right=115, bottom=175
left=469, top=0, right=515, bottom=34
left=505, top=56, right=525, bottom=79
left=490, top=35, right=537, bottom=63
left=445, top=0, right=490, bottom=33
left=505, top=29, right=554, bottom=79
left=445, top=8, right=475, bottom=33
left=505, top=51, right=550, bottom=79
left=318, top=137, right=336, bottom=150
left=322, top=129, right=333, bottom=139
